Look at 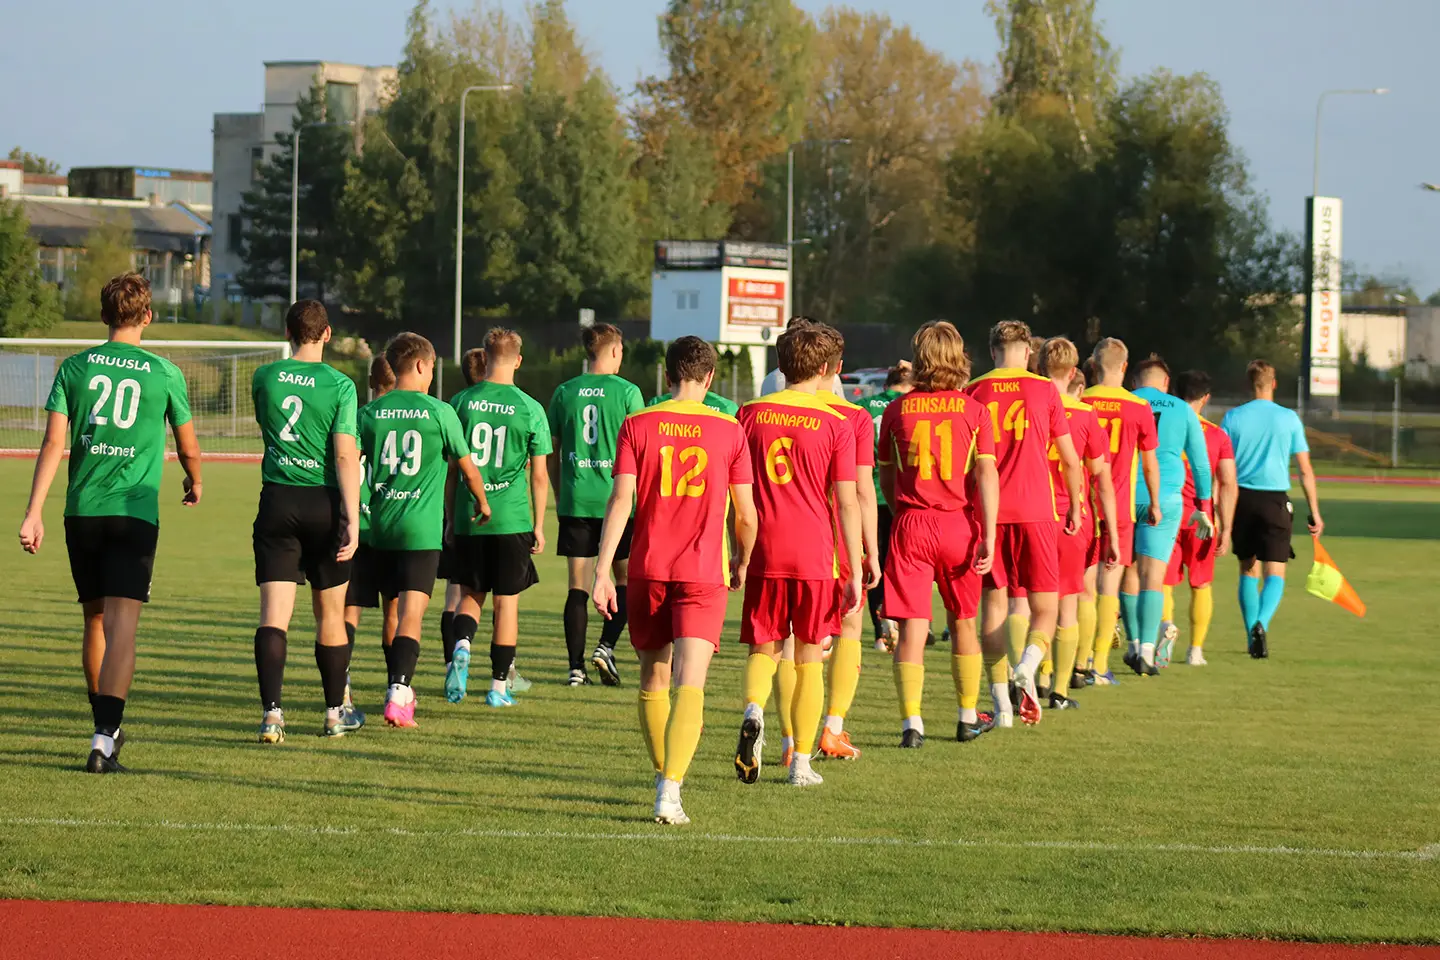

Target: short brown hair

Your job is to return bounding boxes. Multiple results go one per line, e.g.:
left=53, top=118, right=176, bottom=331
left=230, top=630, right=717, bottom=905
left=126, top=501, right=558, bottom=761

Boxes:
left=1092, top=337, right=1128, bottom=374
left=1027, top=335, right=1046, bottom=373
left=1037, top=337, right=1079, bottom=379
left=912, top=321, right=971, bottom=392
left=285, top=299, right=329, bottom=345
left=483, top=327, right=522, bottom=364
left=786, top=315, right=816, bottom=330
left=1067, top=368, right=1087, bottom=397
left=384, top=332, right=435, bottom=376
left=1131, top=353, right=1170, bottom=385
left=776, top=326, right=831, bottom=383
left=462, top=347, right=486, bottom=386
left=100, top=272, right=151, bottom=328
left=884, top=362, right=913, bottom=390
left=1247, top=359, right=1276, bottom=390
left=989, top=320, right=1032, bottom=353
left=581, top=323, right=623, bottom=360
left=818, top=324, right=845, bottom=370
left=368, top=355, right=396, bottom=393
left=665, top=336, right=717, bottom=385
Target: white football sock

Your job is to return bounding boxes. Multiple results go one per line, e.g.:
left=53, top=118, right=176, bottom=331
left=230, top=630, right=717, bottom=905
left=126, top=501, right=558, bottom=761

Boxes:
left=959, top=707, right=978, bottom=725
left=991, top=681, right=1013, bottom=716
left=1019, top=644, right=1045, bottom=677
left=901, top=715, right=924, bottom=735
left=823, top=714, right=843, bottom=735
left=744, top=702, right=764, bottom=723
left=490, top=678, right=507, bottom=694
left=90, top=733, right=114, bottom=757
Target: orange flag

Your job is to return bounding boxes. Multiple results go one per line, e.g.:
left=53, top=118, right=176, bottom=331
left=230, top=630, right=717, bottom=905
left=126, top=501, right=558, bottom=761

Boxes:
left=1305, top=535, right=1366, bottom=618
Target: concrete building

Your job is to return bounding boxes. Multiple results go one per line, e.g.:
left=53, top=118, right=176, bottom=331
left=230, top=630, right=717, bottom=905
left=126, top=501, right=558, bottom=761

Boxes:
left=1341, top=307, right=1440, bottom=382
left=211, top=61, right=396, bottom=297
left=69, top=166, right=212, bottom=208
left=0, top=160, right=69, bottom=198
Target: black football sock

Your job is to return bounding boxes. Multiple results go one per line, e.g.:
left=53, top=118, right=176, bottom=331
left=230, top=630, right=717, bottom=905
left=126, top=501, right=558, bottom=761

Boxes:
left=389, top=636, right=420, bottom=687
left=440, top=610, right=456, bottom=665
left=314, top=642, right=351, bottom=709
left=87, top=691, right=97, bottom=709
left=868, top=585, right=885, bottom=638
left=564, top=589, right=589, bottom=670
left=91, top=694, right=125, bottom=738
left=599, top=585, right=627, bottom=651
left=490, top=642, right=517, bottom=683
left=451, top=614, right=478, bottom=651
left=254, top=626, right=287, bottom=712
left=344, top=621, right=356, bottom=652
left=382, top=640, right=396, bottom=681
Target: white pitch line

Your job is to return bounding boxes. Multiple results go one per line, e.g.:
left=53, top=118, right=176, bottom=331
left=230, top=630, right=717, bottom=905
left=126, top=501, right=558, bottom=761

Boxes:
left=2, top=816, right=1435, bottom=862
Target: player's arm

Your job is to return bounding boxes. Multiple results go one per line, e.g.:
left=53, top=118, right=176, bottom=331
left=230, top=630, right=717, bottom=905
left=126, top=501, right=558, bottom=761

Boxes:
left=333, top=432, right=360, bottom=562
left=1295, top=451, right=1323, bottom=537
left=973, top=455, right=999, bottom=575
left=592, top=472, right=636, bottom=617
left=855, top=464, right=880, bottom=589
left=18, top=411, right=68, bottom=554
left=728, top=482, right=758, bottom=591
left=528, top=454, right=549, bottom=555
left=1054, top=432, right=1084, bottom=535
left=834, top=479, right=864, bottom=615
left=1140, top=448, right=1161, bottom=525
left=172, top=420, right=202, bottom=506
left=1091, top=458, right=1121, bottom=565
left=455, top=455, right=491, bottom=525
left=1216, top=457, right=1238, bottom=556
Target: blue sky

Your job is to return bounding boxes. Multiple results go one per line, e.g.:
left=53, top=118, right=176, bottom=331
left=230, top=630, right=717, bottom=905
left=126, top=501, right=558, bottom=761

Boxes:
left=3, top=0, right=1435, bottom=292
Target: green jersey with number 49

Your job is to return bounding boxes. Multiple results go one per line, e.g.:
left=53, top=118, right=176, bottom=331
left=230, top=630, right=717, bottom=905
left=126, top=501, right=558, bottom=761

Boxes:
left=863, top=389, right=901, bottom=507
left=252, top=359, right=357, bottom=487
left=357, top=390, right=469, bottom=551
left=548, top=373, right=643, bottom=518
left=451, top=381, right=552, bottom=536
left=44, top=341, right=192, bottom=524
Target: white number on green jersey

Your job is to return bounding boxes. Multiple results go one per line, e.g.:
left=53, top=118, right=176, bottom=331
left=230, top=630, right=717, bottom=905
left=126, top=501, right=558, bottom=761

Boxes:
left=581, top=403, right=599, bottom=445
left=87, top=375, right=141, bottom=428
left=381, top=429, right=422, bottom=476
left=470, top=422, right=508, bottom=468
left=279, top=395, right=303, bottom=441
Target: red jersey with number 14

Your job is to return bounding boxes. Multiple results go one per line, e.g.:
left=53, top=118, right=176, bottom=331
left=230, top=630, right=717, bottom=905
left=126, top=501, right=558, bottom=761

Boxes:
left=964, top=368, right=1070, bottom=524
left=613, top=399, right=752, bottom=585
left=1082, top=384, right=1158, bottom=524
left=877, top=390, right=995, bottom=513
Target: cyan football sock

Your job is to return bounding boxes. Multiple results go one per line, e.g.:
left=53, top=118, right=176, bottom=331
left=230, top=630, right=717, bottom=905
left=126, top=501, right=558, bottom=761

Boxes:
left=1257, top=575, right=1286, bottom=630
left=1239, top=575, right=1261, bottom=630
left=1119, top=592, right=1140, bottom=650
left=1138, top=589, right=1164, bottom=664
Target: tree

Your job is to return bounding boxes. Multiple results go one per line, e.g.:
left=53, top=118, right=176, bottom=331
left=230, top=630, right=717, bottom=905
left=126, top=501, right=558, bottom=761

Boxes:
left=237, top=84, right=353, bottom=301
left=65, top=217, right=136, bottom=323
left=0, top=200, right=62, bottom=335
left=7, top=147, right=61, bottom=176
left=630, top=89, right=732, bottom=241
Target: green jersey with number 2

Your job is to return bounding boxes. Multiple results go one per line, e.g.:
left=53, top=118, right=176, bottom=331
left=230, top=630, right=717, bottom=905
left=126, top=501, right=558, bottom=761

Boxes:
left=451, top=381, right=552, bottom=536
left=44, top=341, right=192, bottom=525
left=357, top=389, right=469, bottom=551
left=252, top=359, right=357, bottom=487
left=548, top=373, right=643, bottom=518
left=863, top=389, right=901, bottom=508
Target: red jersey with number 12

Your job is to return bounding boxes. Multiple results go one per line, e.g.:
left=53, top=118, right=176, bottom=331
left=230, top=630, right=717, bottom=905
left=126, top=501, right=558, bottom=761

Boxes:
left=964, top=368, right=1070, bottom=524
left=877, top=390, right=995, bottom=513
left=739, top=390, right=856, bottom=579
left=613, top=399, right=752, bottom=585
left=1082, top=384, right=1158, bottom=525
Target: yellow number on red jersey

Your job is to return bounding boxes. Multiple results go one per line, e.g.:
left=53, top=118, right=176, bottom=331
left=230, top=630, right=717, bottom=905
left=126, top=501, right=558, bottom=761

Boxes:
left=906, top=419, right=954, bottom=481
left=659, top=445, right=707, bottom=497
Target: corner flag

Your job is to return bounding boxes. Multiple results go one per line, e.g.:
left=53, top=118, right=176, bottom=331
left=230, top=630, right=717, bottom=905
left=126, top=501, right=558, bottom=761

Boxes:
left=1305, top=536, right=1365, bottom=618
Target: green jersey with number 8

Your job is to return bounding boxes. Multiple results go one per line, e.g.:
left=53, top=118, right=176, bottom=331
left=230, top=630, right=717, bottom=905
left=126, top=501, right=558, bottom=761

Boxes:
left=451, top=381, right=552, bottom=536
left=44, top=341, right=192, bottom=525
left=357, top=389, right=469, bottom=550
left=252, top=358, right=357, bottom=487
left=548, top=373, right=643, bottom=518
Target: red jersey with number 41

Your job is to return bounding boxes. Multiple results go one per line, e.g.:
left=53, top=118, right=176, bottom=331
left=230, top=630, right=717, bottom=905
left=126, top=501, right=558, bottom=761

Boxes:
left=1049, top=394, right=1107, bottom=519
left=613, top=399, right=753, bottom=585
left=964, top=368, right=1070, bottom=524
left=877, top=390, right=995, bottom=513
left=739, top=390, right=856, bottom=579
left=1182, top=417, right=1234, bottom=514
left=1082, top=385, right=1158, bottom=526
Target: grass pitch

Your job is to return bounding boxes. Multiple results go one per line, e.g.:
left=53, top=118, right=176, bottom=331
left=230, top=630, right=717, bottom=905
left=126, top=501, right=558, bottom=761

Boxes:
left=0, top=461, right=1436, bottom=942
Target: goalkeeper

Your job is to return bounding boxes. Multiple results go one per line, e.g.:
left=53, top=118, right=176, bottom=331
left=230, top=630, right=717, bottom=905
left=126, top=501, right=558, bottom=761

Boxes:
left=1122, top=355, right=1214, bottom=676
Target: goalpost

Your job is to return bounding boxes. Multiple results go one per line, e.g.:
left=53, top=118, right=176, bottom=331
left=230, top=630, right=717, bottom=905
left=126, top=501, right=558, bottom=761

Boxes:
left=0, top=338, right=292, bottom=460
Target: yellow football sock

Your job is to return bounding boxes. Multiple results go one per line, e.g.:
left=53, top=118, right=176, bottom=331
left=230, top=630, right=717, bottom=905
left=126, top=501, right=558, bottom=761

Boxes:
left=893, top=661, right=924, bottom=719
left=1005, top=614, right=1029, bottom=666
left=743, top=653, right=777, bottom=708
left=1190, top=584, right=1214, bottom=649
left=1076, top=597, right=1098, bottom=669
left=661, top=685, right=704, bottom=783
left=776, top=658, right=797, bottom=738
left=1094, top=595, right=1120, bottom=674
left=1052, top=625, right=1079, bottom=695
left=1026, top=629, right=1051, bottom=660
left=952, top=653, right=982, bottom=711
left=825, top=636, right=863, bottom=720
left=1162, top=584, right=1175, bottom=623
left=638, top=688, right=670, bottom=774
left=792, top=661, right=824, bottom=754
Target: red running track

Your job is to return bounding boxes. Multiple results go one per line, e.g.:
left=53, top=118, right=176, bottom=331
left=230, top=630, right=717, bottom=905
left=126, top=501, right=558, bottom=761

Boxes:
left=5, top=901, right=1437, bottom=960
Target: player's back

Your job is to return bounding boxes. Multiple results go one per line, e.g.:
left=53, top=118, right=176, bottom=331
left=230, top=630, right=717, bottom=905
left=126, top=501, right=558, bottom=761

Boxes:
left=863, top=389, right=900, bottom=506
left=548, top=372, right=641, bottom=517
left=451, top=380, right=551, bottom=535
left=738, top=390, right=855, bottom=578
left=359, top=389, right=465, bottom=549
left=618, top=399, right=750, bottom=584
left=1083, top=383, right=1158, bottom=520
left=878, top=389, right=993, bottom=513
left=1181, top=418, right=1233, bottom=507
left=252, top=358, right=356, bottom=488
left=1132, top=385, right=1199, bottom=502
left=964, top=368, right=1068, bottom=523
left=1049, top=395, right=1105, bottom=518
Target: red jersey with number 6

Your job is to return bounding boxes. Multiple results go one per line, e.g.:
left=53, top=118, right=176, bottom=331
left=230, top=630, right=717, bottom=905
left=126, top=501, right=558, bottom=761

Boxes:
left=738, top=390, right=856, bottom=579
left=1082, top=384, right=1158, bottom=525
left=877, top=390, right=995, bottom=513
left=613, top=399, right=753, bottom=585
left=964, top=368, right=1070, bottom=524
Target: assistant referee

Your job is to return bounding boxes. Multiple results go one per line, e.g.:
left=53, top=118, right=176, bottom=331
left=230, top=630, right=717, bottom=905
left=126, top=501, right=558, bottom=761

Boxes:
left=1220, top=360, right=1323, bottom=659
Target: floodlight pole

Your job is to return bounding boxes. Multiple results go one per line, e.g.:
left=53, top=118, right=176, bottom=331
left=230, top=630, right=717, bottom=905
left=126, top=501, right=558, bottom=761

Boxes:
left=454, top=84, right=515, bottom=365
left=1313, top=88, right=1388, bottom=196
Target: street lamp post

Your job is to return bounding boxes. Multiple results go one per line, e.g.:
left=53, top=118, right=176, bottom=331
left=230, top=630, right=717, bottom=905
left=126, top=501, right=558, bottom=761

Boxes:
left=1313, top=88, right=1388, bottom=196
left=454, top=84, right=515, bottom=365
left=786, top=138, right=851, bottom=316
left=290, top=120, right=354, bottom=305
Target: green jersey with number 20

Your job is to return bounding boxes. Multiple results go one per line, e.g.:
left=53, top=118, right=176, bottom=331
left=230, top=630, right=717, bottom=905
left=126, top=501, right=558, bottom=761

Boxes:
left=252, top=359, right=357, bottom=487
left=548, top=373, right=643, bottom=518
left=863, top=389, right=901, bottom=508
left=44, top=341, right=192, bottom=525
left=451, top=381, right=552, bottom=536
left=357, top=389, right=469, bottom=551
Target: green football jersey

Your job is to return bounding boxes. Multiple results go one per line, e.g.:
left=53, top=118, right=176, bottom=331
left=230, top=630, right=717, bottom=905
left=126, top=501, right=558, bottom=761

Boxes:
left=44, top=341, right=192, bottom=525
left=451, top=381, right=553, bottom=536
left=645, top=390, right=738, bottom=416
left=356, top=402, right=377, bottom=544
left=548, top=373, right=643, bottom=518
left=252, top=359, right=357, bottom=487
left=863, top=389, right=901, bottom=507
left=357, top=390, right=469, bottom=551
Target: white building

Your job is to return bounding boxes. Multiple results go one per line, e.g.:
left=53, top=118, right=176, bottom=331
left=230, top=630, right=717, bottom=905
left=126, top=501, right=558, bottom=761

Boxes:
left=211, top=61, right=396, bottom=298
left=1341, top=307, right=1440, bottom=382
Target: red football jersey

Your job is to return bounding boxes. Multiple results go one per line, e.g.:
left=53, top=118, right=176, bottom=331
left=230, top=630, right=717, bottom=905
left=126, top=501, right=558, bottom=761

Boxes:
left=1082, top=384, right=1159, bottom=524
left=877, top=390, right=995, bottom=513
left=817, top=389, right=875, bottom=468
left=964, top=368, right=1070, bottom=524
left=1048, top=394, right=1106, bottom=518
left=1181, top=416, right=1234, bottom=512
left=739, top=390, right=856, bottom=579
left=614, top=399, right=753, bottom=585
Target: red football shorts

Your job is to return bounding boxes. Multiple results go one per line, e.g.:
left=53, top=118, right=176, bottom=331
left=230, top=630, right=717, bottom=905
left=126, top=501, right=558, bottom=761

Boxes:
left=1164, top=521, right=1217, bottom=588
left=628, top=579, right=730, bottom=651
left=1058, top=521, right=1092, bottom=597
left=1100, top=518, right=1135, bottom=569
left=882, top=510, right=979, bottom=621
left=984, top=521, right=1060, bottom=594
left=740, top=577, right=841, bottom=646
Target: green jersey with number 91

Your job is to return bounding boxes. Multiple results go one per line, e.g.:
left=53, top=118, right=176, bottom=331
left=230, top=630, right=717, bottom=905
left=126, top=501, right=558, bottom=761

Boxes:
left=549, top=373, right=643, bottom=518
left=357, top=389, right=469, bottom=550
left=44, top=341, right=192, bottom=525
left=252, top=358, right=357, bottom=487
left=451, top=381, right=552, bottom=536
